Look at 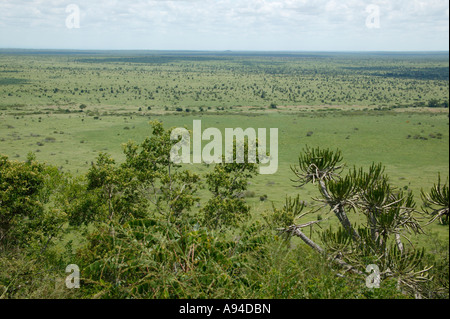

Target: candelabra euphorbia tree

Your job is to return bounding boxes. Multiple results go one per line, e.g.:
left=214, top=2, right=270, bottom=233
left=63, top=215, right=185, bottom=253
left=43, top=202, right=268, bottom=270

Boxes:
left=272, top=146, right=443, bottom=298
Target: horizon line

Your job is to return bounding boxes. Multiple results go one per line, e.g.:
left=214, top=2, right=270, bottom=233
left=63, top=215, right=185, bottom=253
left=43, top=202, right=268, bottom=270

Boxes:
left=1, top=48, right=449, bottom=53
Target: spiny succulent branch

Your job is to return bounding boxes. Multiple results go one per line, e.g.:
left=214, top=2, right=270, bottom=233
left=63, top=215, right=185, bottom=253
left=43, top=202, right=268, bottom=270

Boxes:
left=290, top=146, right=344, bottom=187
left=421, top=174, right=449, bottom=225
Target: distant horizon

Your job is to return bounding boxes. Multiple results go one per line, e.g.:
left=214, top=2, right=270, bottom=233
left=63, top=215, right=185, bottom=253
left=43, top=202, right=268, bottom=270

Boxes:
left=0, top=48, right=448, bottom=53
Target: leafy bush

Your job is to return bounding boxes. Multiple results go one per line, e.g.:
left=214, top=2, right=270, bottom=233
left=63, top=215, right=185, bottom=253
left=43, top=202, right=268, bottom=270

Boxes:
left=0, top=153, right=66, bottom=251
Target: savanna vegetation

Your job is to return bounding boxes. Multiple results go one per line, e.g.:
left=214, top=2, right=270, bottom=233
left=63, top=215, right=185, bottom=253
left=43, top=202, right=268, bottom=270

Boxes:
left=1, top=50, right=448, bottom=110
left=0, top=50, right=448, bottom=299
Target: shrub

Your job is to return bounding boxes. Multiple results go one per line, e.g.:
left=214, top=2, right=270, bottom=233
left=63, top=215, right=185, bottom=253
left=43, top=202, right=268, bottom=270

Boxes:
left=243, top=190, right=256, bottom=198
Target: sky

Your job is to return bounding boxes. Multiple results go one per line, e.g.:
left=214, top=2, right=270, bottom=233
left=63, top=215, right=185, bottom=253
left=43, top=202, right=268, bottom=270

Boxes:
left=0, top=0, right=449, bottom=51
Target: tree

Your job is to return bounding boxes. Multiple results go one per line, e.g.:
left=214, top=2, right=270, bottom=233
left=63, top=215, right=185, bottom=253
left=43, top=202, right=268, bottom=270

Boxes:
left=62, top=121, right=201, bottom=227
left=273, top=146, right=435, bottom=297
left=428, top=99, right=440, bottom=108
left=202, top=138, right=258, bottom=230
left=122, top=121, right=201, bottom=220
left=0, top=153, right=66, bottom=251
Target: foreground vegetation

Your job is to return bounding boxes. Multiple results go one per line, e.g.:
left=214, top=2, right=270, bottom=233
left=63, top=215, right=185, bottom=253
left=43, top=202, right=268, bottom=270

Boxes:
left=0, top=122, right=448, bottom=299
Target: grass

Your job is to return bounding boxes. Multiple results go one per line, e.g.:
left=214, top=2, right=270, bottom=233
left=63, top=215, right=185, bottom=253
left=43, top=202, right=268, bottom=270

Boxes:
left=2, top=109, right=447, bottom=192
left=1, top=108, right=448, bottom=246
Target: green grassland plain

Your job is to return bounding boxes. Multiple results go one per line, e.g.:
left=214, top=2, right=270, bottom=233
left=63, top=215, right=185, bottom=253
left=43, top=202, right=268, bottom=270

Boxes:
left=0, top=50, right=449, bottom=247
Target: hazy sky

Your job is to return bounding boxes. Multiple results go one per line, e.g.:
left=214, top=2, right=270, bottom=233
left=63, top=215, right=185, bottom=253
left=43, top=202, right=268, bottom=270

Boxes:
left=0, top=0, right=448, bottom=51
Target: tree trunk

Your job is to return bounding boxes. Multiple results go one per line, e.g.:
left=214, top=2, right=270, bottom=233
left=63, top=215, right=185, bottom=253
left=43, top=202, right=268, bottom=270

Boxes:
left=291, top=227, right=324, bottom=254
left=288, top=226, right=364, bottom=276
left=319, top=180, right=360, bottom=241
left=395, top=233, right=404, bottom=254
